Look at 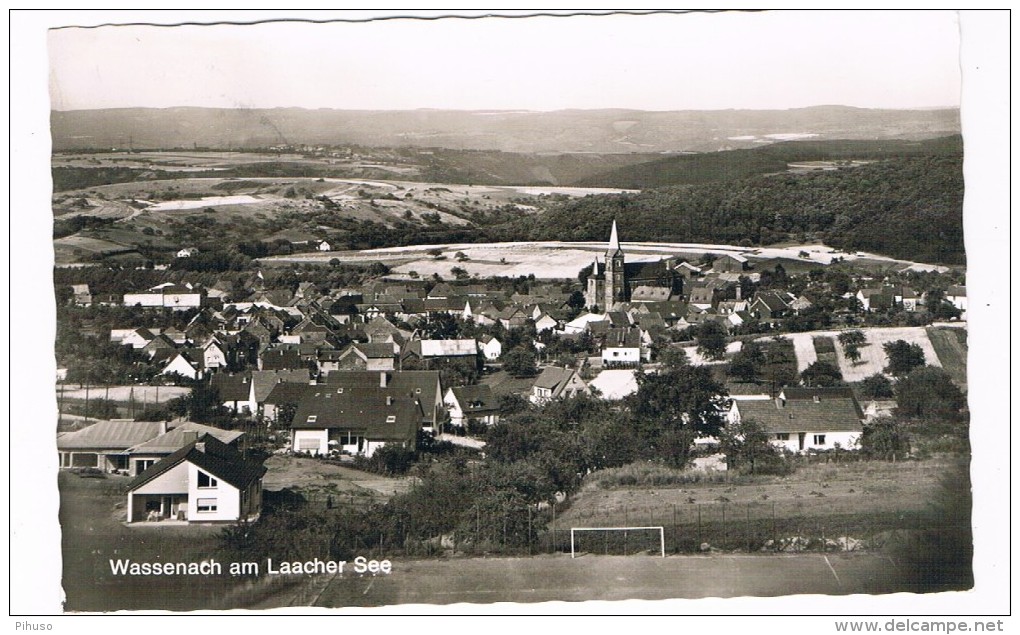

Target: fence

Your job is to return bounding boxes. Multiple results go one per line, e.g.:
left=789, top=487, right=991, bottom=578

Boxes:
left=291, top=493, right=968, bottom=559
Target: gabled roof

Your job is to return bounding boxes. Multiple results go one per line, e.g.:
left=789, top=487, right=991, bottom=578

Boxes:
left=604, top=327, right=642, bottom=348
left=290, top=382, right=424, bottom=441
left=251, top=369, right=311, bottom=402
left=129, top=435, right=266, bottom=491
left=210, top=373, right=252, bottom=402
left=264, top=381, right=319, bottom=405
left=448, top=384, right=499, bottom=413
left=734, top=396, right=863, bottom=434
left=533, top=366, right=578, bottom=391
left=324, top=368, right=440, bottom=392
left=57, top=420, right=165, bottom=450
left=126, top=421, right=244, bottom=455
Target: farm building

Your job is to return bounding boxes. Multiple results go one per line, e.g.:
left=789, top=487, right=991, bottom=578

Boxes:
left=126, top=435, right=266, bottom=525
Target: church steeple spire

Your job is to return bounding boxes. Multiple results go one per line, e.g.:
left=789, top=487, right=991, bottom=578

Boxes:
left=607, top=219, right=623, bottom=257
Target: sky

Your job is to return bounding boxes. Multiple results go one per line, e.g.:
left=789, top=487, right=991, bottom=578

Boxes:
left=46, top=10, right=963, bottom=112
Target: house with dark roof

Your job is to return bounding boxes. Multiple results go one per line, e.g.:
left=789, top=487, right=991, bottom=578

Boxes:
left=444, top=384, right=500, bottom=430
left=530, top=366, right=591, bottom=405
left=291, top=372, right=428, bottom=457
left=600, top=327, right=646, bottom=367
left=124, top=421, right=245, bottom=477
left=322, top=370, right=443, bottom=430
left=126, top=435, right=266, bottom=524
left=727, top=388, right=864, bottom=453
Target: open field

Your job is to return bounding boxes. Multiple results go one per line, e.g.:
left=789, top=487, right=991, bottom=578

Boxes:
left=262, top=239, right=943, bottom=280
left=262, top=454, right=415, bottom=505
left=770, top=326, right=961, bottom=383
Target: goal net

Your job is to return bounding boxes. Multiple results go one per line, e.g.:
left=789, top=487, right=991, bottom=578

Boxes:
left=570, top=526, right=665, bottom=558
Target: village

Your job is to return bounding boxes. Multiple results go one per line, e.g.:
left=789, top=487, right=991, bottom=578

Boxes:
left=55, top=213, right=969, bottom=569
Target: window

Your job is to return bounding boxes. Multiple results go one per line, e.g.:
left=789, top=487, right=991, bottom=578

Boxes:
left=385, top=415, right=397, bottom=423
left=197, top=498, right=217, bottom=513
left=776, top=433, right=789, bottom=441
left=306, top=415, right=317, bottom=423
left=813, top=434, right=826, bottom=446
left=197, top=471, right=218, bottom=489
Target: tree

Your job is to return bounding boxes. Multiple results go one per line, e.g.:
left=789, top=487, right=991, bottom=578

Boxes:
left=883, top=340, right=926, bottom=376
left=719, top=418, right=790, bottom=475
left=628, top=365, right=727, bottom=468
left=838, top=329, right=866, bottom=363
left=657, top=346, right=691, bottom=371
left=800, top=361, right=844, bottom=387
left=501, top=348, right=537, bottom=378
left=695, top=320, right=728, bottom=361
left=728, top=340, right=764, bottom=383
left=859, top=417, right=911, bottom=460
left=860, top=373, right=895, bottom=399
left=895, top=366, right=965, bottom=421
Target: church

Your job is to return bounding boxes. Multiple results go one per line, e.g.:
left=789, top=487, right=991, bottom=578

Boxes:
left=584, top=220, right=684, bottom=311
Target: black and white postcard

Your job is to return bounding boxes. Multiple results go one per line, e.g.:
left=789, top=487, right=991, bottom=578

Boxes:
left=9, top=9, right=1011, bottom=627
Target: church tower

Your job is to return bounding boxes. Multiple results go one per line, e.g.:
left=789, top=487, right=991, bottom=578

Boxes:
left=604, top=220, right=626, bottom=309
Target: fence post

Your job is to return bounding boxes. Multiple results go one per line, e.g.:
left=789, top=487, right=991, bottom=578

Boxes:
left=698, top=505, right=702, bottom=547
left=672, top=505, right=678, bottom=554
left=746, top=504, right=751, bottom=552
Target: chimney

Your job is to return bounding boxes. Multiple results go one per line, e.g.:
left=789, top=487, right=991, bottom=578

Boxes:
left=159, top=421, right=168, bottom=435
left=813, top=395, right=820, bottom=403
left=775, top=397, right=785, bottom=409
left=735, top=285, right=742, bottom=301
left=386, top=396, right=394, bottom=406
left=380, top=372, right=388, bottom=388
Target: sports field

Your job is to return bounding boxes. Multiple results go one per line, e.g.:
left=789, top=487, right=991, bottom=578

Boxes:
left=267, top=551, right=932, bottom=608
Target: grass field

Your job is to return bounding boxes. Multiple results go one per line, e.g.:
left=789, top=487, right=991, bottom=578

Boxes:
left=552, top=459, right=953, bottom=554
left=926, top=326, right=968, bottom=389
left=270, top=551, right=949, bottom=608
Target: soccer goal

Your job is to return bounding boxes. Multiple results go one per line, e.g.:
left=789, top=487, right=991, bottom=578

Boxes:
left=570, top=526, right=665, bottom=558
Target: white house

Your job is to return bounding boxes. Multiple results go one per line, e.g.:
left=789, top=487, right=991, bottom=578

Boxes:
left=317, top=240, right=332, bottom=252
left=444, top=384, right=500, bottom=430
left=600, top=327, right=645, bottom=366
left=126, top=435, right=266, bottom=524
left=479, top=335, right=502, bottom=360
left=727, top=388, right=864, bottom=453
left=176, top=247, right=199, bottom=258
left=530, top=366, right=591, bottom=405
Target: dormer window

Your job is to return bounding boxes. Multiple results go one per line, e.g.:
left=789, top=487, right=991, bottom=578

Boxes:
left=307, top=415, right=318, bottom=423
left=385, top=415, right=397, bottom=423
